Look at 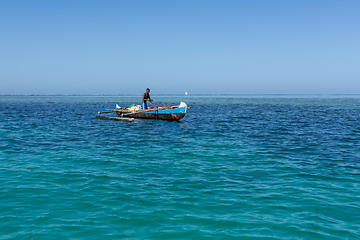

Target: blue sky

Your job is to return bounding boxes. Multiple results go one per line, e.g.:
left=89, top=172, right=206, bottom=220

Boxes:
left=0, top=0, right=359, bottom=94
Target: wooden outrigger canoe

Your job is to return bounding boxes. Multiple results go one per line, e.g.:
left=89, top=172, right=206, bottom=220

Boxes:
left=116, top=102, right=188, bottom=121
left=96, top=102, right=188, bottom=121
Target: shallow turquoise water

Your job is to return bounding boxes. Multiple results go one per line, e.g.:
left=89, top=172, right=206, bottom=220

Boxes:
left=0, top=95, right=359, bottom=239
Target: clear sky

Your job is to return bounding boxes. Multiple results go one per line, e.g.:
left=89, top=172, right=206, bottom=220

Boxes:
left=0, top=0, right=359, bottom=95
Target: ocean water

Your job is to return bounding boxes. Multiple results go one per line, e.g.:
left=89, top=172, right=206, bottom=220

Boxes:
left=0, top=95, right=359, bottom=239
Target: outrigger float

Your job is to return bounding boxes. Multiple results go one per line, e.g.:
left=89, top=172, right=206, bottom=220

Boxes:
left=96, top=102, right=188, bottom=121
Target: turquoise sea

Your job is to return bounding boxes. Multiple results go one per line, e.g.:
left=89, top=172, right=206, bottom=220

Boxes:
left=0, top=95, right=359, bottom=239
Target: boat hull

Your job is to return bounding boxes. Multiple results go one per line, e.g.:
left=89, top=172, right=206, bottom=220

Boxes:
left=116, top=111, right=186, bottom=120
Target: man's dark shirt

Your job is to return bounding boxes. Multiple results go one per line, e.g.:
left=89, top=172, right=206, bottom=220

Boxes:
left=143, top=92, right=150, bottom=103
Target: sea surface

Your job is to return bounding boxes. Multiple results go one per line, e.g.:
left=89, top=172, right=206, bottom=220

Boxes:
left=0, top=95, right=359, bottom=239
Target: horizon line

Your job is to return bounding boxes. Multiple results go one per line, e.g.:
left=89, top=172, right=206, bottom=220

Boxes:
left=1, top=93, right=360, bottom=96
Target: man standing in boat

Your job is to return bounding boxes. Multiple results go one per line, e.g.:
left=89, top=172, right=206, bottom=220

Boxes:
left=142, top=88, right=154, bottom=109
